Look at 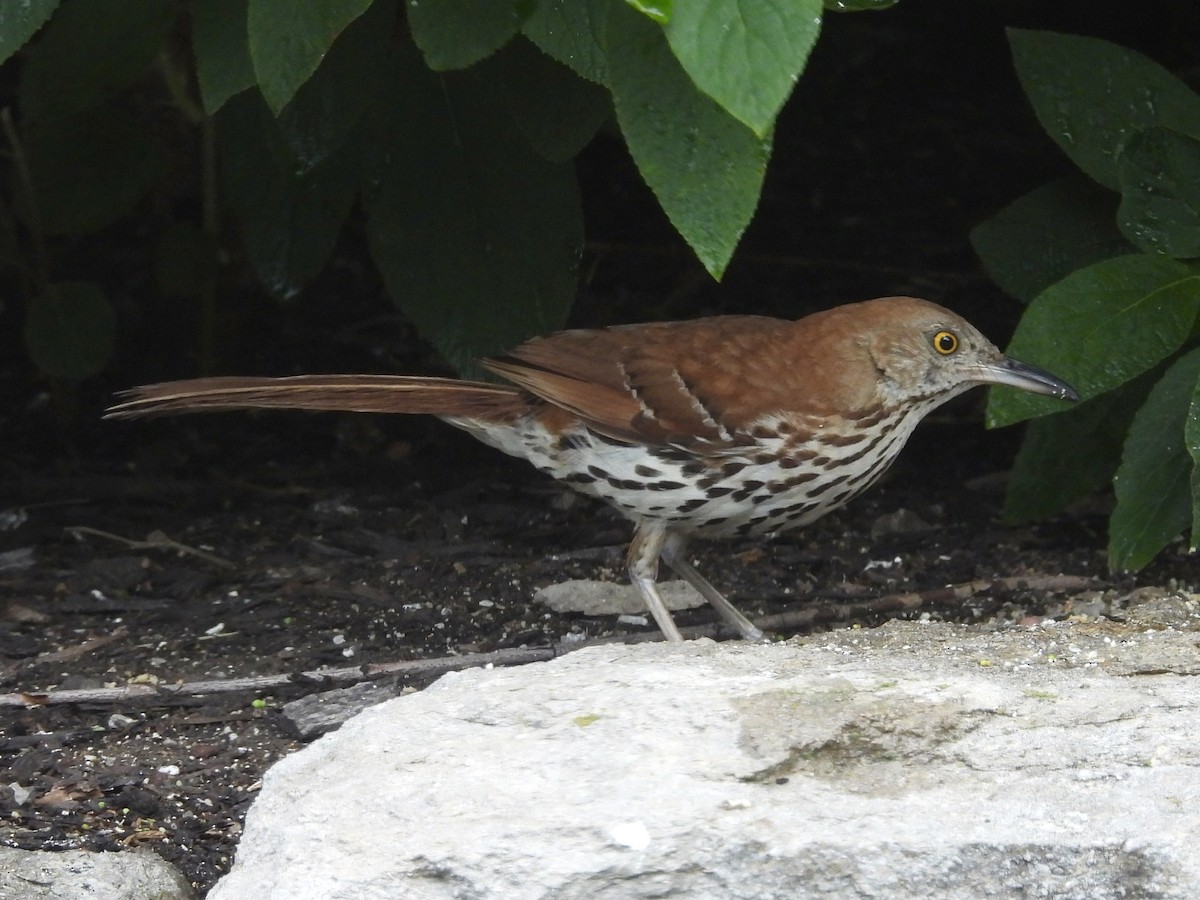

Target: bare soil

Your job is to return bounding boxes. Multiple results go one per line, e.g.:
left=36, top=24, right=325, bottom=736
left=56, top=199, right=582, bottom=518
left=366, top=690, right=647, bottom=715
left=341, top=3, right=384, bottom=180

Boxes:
left=6, top=410, right=1197, bottom=893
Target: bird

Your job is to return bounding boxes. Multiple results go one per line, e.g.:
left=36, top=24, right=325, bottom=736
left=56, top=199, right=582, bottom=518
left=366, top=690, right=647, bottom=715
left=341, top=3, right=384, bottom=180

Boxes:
left=107, top=296, right=1078, bottom=642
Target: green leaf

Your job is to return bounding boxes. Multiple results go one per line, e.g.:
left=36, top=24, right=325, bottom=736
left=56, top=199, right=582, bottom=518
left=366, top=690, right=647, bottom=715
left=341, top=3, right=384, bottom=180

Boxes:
left=362, top=44, right=581, bottom=374
left=1008, top=29, right=1200, bottom=192
left=665, top=0, right=822, bottom=137
left=192, top=0, right=256, bottom=114
left=1117, top=127, right=1200, bottom=259
left=987, top=254, right=1200, bottom=427
left=408, top=0, right=527, bottom=71
left=18, top=0, right=177, bottom=122
left=277, top=0, right=395, bottom=170
left=625, top=0, right=671, bottom=24
left=522, top=0, right=609, bottom=85
left=218, top=91, right=358, bottom=298
left=25, top=106, right=165, bottom=235
left=24, top=281, right=117, bottom=379
left=247, top=0, right=374, bottom=114
left=1109, top=348, right=1200, bottom=571
left=971, top=175, right=1135, bottom=304
left=606, top=2, right=770, bottom=279
left=1004, top=373, right=1154, bottom=523
left=495, top=38, right=610, bottom=162
left=0, top=0, right=59, bottom=66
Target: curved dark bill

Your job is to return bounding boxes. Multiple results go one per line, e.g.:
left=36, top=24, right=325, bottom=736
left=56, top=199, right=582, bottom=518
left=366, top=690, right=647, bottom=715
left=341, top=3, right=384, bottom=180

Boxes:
left=974, top=357, right=1080, bottom=402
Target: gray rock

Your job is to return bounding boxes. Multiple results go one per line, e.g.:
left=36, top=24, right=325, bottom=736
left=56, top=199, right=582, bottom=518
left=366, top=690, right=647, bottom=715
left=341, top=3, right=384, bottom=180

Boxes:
left=0, top=846, right=194, bottom=899
left=281, top=677, right=412, bottom=740
left=534, top=578, right=704, bottom=615
left=211, top=620, right=1200, bottom=899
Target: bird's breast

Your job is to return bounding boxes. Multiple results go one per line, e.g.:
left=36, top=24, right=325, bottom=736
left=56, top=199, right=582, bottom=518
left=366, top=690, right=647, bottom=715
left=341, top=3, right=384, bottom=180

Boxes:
left=485, top=405, right=932, bottom=540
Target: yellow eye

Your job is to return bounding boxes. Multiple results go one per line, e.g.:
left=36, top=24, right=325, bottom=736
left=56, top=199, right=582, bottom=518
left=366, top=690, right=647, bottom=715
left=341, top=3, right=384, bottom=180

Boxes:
left=932, top=331, right=958, bottom=355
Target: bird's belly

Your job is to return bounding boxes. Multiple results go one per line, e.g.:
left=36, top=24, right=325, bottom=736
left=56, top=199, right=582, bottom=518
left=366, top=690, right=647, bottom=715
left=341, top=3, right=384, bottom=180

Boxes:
left=484, top=421, right=916, bottom=540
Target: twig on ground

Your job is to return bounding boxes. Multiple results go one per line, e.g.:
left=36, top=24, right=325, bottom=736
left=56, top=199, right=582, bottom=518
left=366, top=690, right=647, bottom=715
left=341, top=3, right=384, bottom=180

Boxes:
left=1, top=647, right=556, bottom=707
left=34, top=626, right=131, bottom=665
left=65, top=525, right=237, bottom=569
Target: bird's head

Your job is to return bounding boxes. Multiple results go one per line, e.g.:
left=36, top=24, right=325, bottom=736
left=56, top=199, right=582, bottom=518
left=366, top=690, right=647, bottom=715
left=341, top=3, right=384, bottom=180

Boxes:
left=855, top=297, right=1078, bottom=408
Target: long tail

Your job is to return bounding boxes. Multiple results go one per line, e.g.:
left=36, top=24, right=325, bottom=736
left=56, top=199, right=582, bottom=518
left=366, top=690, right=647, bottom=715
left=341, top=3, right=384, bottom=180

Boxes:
left=105, top=375, right=529, bottom=421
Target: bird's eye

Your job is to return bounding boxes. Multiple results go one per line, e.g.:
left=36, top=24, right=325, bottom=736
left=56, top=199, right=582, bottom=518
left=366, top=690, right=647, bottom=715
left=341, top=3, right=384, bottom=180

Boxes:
left=932, top=331, right=958, bottom=355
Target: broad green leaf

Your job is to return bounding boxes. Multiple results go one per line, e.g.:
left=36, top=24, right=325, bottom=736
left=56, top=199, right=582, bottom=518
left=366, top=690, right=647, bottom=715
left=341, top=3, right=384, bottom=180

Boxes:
left=987, top=254, right=1200, bottom=427
left=408, top=0, right=526, bottom=71
left=247, top=0, right=374, bottom=114
left=277, top=0, right=395, bottom=170
left=362, top=46, right=582, bottom=374
left=522, top=0, right=609, bottom=85
left=25, top=106, right=164, bottom=235
left=218, top=92, right=358, bottom=298
left=1008, top=29, right=1200, bottom=192
left=1004, top=373, right=1154, bottom=523
left=625, top=0, right=671, bottom=24
left=606, top=2, right=770, bottom=279
left=0, top=0, right=59, bottom=65
left=1109, top=348, right=1200, bottom=571
left=495, top=38, right=610, bottom=162
left=971, top=175, right=1135, bottom=304
left=1117, top=127, right=1200, bottom=259
left=24, top=282, right=117, bottom=379
left=192, top=0, right=255, bottom=114
left=18, top=0, right=176, bottom=122
left=665, top=0, right=822, bottom=137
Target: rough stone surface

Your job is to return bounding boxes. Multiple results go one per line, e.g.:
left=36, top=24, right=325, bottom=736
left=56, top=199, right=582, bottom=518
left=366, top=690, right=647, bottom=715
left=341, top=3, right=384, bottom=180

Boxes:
left=211, top=618, right=1200, bottom=899
left=0, top=846, right=195, bottom=899
left=534, top=578, right=704, bottom=615
left=282, top=678, right=412, bottom=740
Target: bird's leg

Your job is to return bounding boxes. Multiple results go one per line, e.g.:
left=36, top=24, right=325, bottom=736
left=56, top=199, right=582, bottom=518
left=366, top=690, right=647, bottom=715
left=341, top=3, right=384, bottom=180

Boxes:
left=626, top=523, right=684, bottom=642
left=661, top=533, right=767, bottom=642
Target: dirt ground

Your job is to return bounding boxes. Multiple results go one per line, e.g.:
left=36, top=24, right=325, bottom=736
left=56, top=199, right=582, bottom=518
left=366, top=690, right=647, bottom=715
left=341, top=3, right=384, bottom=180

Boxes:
left=2, top=2, right=1195, bottom=895
left=7, top=403, right=1199, bottom=893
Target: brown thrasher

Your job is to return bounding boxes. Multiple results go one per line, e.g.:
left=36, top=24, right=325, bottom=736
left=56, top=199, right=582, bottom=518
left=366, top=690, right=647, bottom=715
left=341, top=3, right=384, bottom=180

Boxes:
left=108, top=296, right=1077, bottom=642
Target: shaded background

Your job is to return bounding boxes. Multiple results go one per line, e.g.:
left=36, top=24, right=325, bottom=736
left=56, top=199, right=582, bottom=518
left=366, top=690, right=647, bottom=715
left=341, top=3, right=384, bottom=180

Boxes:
left=1, top=0, right=1195, bottom=443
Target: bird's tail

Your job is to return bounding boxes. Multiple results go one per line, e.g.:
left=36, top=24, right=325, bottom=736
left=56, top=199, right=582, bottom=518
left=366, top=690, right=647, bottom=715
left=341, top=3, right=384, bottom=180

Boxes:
left=105, top=375, right=528, bottom=422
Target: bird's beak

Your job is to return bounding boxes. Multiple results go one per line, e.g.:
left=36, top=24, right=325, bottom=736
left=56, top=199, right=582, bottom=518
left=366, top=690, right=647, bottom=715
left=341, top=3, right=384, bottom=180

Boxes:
left=972, top=357, right=1080, bottom=402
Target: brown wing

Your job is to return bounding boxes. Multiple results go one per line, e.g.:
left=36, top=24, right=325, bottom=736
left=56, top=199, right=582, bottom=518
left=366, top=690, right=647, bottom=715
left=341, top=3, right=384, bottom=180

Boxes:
left=483, top=316, right=792, bottom=448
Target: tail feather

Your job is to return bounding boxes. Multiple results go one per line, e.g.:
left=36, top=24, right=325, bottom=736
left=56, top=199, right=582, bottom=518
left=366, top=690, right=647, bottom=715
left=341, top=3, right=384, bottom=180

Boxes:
left=105, top=375, right=529, bottom=421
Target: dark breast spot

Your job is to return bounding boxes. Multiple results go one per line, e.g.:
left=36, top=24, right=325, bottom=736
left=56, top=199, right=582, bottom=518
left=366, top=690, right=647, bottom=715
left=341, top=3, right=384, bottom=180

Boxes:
left=819, top=431, right=868, bottom=448
left=823, top=472, right=854, bottom=489
left=781, top=472, right=820, bottom=488
left=607, top=477, right=647, bottom=491
left=649, top=480, right=686, bottom=491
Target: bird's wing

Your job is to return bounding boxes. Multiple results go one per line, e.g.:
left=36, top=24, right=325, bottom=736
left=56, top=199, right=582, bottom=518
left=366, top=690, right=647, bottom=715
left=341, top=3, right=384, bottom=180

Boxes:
left=484, top=317, right=787, bottom=449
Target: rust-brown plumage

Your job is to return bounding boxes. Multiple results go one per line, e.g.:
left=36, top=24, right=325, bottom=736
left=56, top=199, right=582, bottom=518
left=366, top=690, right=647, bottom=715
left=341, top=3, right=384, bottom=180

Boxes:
left=108, top=297, right=1077, bottom=642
